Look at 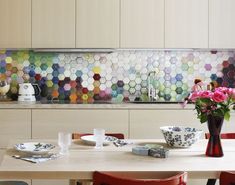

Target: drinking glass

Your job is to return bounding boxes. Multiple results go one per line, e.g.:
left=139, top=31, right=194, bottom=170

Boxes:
left=93, top=128, right=105, bottom=149
left=58, top=132, right=72, bottom=155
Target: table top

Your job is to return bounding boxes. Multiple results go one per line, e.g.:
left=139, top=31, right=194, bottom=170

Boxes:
left=0, top=139, right=235, bottom=180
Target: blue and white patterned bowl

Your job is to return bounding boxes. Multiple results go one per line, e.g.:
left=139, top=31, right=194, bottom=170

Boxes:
left=160, top=126, right=203, bottom=148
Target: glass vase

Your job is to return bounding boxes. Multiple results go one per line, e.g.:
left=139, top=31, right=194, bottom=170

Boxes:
left=205, top=115, right=224, bottom=157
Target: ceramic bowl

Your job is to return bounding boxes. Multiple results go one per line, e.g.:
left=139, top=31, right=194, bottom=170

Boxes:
left=160, top=126, right=203, bottom=148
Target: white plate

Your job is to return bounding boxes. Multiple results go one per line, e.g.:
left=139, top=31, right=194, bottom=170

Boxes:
left=81, top=135, right=117, bottom=146
left=14, top=142, right=55, bottom=154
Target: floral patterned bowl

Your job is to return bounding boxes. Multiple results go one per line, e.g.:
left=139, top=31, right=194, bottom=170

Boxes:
left=160, top=126, right=203, bottom=148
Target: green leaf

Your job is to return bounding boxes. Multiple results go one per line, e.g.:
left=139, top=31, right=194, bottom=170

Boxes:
left=200, top=113, right=208, bottom=123
left=224, top=111, right=230, bottom=121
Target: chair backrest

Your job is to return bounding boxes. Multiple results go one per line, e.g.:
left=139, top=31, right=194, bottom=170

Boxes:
left=93, top=171, right=187, bottom=185
left=205, top=133, right=235, bottom=139
left=72, top=133, right=125, bottom=140
left=220, top=171, right=235, bottom=185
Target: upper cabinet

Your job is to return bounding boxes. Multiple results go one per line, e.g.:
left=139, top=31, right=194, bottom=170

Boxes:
left=165, top=0, right=208, bottom=48
left=120, top=0, right=164, bottom=48
left=1, top=0, right=235, bottom=49
left=76, top=0, right=119, bottom=48
left=32, top=0, right=75, bottom=48
left=209, top=0, right=235, bottom=48
left=0, top=0, right=31, bottom=48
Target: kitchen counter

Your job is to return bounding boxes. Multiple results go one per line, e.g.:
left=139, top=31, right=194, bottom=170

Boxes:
left=0, top=101, right=194, bottom=110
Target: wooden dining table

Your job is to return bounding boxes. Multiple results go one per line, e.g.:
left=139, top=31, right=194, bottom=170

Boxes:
left=0, top=139, right=234, bottom=184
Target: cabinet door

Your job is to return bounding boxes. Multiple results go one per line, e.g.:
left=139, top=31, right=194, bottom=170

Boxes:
left=0, top=109, right=31, bottom=148
left=32, top=0, right=75, bottom=48
left=0, top=0, right=31, bottom=48
left=32, top=110, right=128, bottom=139
left=76, top=0, right=119, bottom=48
left=165, top=0, right=208, bottom=48
left=209, top=0, right=235, bottom=48
left=121, top=0, right=164, bottom=48
left=129, top=110, right=208, bottom=139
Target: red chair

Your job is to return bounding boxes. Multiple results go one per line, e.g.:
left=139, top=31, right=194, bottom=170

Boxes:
left=220, top=171, right=235, bottom=185
left=72, top=133, right=125, bottom=140
left=93, top=171, right=187, bottom=185
left=205, top=133, right=235, bottom=139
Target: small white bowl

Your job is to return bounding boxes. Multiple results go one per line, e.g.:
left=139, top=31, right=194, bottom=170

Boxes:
left=160, top=126, right=203, bottom=148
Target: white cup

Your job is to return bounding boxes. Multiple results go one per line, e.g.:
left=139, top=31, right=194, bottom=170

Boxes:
left=93, top=128, right=105, bottom=149
left=58, top=132, right=72, bottom=155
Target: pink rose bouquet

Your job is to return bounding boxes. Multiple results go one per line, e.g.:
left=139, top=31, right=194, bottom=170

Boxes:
left=183, top=80, right=235, bottom=123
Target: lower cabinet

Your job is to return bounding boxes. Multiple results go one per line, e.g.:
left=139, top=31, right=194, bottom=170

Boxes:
left=0, top=109, right=31, bottom=148
left=129, top=109, right=207, bottom=139
left=32, top=109, right=129, bottom=139
left=129, top=110, right=235, bottom=139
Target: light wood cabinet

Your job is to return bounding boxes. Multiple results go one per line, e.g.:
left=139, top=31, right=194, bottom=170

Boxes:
left=76, top=0, right=119, bottom=48
left=120, top=0, right=164, bottom=48
left=165, top=0, right=208, bottom=48
left=32, top=0, right=75, bottom=48
left=0, top=0, right=31, bottom=48
left=129, top=110, right=207, bottom=139
left=130, top=110, right=235, bottom=139
left=32, top=109, right=129, bottom=139
left=209, top=0, right=235, bottom=48
left=0, top=109, right=31, bottom=148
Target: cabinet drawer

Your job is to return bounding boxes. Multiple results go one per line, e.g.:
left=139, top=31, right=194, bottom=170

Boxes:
left=32, top=110, right=129, bottom=139
left=130, top=110, right=207, bottom=139
left=0, top=110, right=31, bottom=148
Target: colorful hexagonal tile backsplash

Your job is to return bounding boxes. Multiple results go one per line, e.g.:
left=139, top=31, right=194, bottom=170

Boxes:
left=0, top=50, right=234, bottom=103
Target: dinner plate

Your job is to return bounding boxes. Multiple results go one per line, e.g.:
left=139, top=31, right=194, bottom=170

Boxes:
left=81, top=135, right=117, bottom=146
left=14, top=142, right=55, bottom=154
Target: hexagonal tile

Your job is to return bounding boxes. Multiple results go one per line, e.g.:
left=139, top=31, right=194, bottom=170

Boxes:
left=64, top=83, right=71, bottom=91
left=204, top=64, right=212, bottom=71
left=40, top=63, right=48, bottom=71
left=93, top=74, right=101, bottom=81
left=52, top=77, right=59, bottom=84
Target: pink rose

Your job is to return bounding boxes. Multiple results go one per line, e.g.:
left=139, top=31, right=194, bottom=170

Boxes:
left=212, top=90, right=228, bottom=103
left=199, top=90, right=213, bottom=98
left=227, top=88, right=235, bottom=99
left=189, top=92, right=201, bottom=102
left=216, top=87, right=228, bottom=93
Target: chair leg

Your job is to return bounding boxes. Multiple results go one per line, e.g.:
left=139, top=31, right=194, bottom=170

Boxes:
left=206, top=179, right=217, bottom=185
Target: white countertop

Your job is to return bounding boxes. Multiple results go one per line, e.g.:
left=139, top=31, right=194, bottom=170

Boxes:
left=0, top=101, right=194, bottom=110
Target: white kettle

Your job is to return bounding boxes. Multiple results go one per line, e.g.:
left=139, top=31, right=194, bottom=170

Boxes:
left=18, top=83, right=41, bottom=102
